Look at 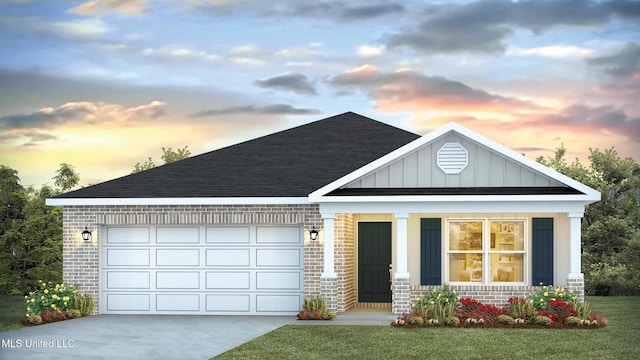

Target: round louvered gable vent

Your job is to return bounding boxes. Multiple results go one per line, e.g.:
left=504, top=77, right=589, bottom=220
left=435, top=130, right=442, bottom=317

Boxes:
left=437, top=142, right=468, bottom=174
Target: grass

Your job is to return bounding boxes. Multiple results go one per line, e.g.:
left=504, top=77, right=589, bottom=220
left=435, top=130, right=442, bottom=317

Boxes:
left=0, top=295, right=26, bottom=332
left=214, top=296, right=640, bottom=360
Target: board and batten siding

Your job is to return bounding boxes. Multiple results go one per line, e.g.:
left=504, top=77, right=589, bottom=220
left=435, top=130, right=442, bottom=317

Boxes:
left=345, top=134, right=564, bottom=188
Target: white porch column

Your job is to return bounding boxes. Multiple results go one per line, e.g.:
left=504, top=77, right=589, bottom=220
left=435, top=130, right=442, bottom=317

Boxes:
left=394, top=213, right=410, bottom=278
left=393, top=213, right=411, bottom=315
left=321, top=213, right=336, bottom=278
left=568, top=212, right=584, bottom=278
left=320, top=213, right=337, bottom=312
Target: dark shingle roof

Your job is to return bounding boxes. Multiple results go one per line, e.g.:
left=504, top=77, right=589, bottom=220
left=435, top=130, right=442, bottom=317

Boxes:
left=56, top=112, right=420, bottom=198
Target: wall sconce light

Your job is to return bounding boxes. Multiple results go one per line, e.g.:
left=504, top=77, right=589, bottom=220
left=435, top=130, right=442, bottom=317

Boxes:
left=81, top=227, right=92, bottom=242
left=309, top=228, right=319, bottom=241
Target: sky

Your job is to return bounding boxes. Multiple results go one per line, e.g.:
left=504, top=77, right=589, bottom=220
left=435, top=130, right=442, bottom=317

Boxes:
left=0, top=0, right=639, bottom=189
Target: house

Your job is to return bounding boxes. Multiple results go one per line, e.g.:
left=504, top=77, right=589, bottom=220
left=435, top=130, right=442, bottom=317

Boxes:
left=46, top=112, right=600, bottom=315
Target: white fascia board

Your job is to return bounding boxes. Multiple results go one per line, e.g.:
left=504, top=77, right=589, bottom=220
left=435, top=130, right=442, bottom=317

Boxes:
left=319, top=200, right=590, bottom=215
left=316, top=194, right=598, bottom=204
left=308, top=122, right=601, bottom=202
left=45, top=197, right=310, bottom=206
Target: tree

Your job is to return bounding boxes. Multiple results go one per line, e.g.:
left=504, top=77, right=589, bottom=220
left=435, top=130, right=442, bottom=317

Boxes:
left=0, top=164, right=76, bottom=294
left=53, top=163, right=80, bottom=192
left=132, top=146, right=190, bottom=173
left=133, top=157, right=156, bottom=173
left=538, top=146, right=640, bottom=295
left=161, top=146, right=190, bottom=164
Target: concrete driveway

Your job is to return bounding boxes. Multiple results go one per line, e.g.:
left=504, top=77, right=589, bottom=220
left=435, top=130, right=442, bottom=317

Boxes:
left=0, top=315, right=296, bottom=360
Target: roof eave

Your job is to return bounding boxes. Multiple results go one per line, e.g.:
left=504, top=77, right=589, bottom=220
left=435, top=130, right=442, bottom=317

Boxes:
left=45, top=197, right=310, bottom=206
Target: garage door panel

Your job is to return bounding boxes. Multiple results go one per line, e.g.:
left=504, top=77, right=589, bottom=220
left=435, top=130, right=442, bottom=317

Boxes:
left=206, top=294, right=250, bottom=312
left=256, top=249, right=301, bottom=267
left=106, top=271, right=150, bottom=289
left=256, top=272, right=301, bottom=290
left=107, top=294, right=150, bottom=311
left=107, top=227, right=150, bottom=244
left=156, top=271, right=200, bottom=289
left=257, top=226, right=300, bottom=244
left=206, top=249, right=250, bottom=266
left=156, top=249, right=199, bottom=266
left=256, top=295, right=302, bottom=312
left=206, top=226, right=251, bottom=244
left=157, top=294, right=200, bottom=311
left=107, top=249, right=150, bottom=266
left=206, top=271, right=250, bottom=289
left=157, top=227, right=199, bottom=244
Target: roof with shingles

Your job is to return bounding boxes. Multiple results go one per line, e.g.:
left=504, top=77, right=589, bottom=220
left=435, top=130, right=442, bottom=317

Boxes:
left=55, top=112, right=420, bottom=198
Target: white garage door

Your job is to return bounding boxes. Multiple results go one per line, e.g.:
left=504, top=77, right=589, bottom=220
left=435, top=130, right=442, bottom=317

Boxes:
left=101, top=225, right=304, bottom=315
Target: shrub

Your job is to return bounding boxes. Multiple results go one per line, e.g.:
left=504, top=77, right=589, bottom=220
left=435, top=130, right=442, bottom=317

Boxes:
left=444, top=316, right=460, bottom=327
left=528, top=284, right=577, bottom=311
left=564, top=316, right=583, bottom=326
left=534, top=316, right=552, bottom=326
left=575, top=301, right=591, bottom=320
left=407, top=316, right=425, bottom=326
left=412, top=285, right=459, bottom=322
left=507, top=297, right=537, bottom=322
left=66, top=309, right=82, bottom=319
left=497, top=314, right=515, bottom=325
left=41, top=309, right=67, bottom=323
left=455, top=298, right=507, bottom=325
left=323, top=312, right=336, bottom=320
left=73, top=293, right=95, bottom=316
left=26, top=314, right=42, bottom=325
left=25, top=281, right=77, bottom=316
left=303, top=296, right=327, bottom=312
left=537, top=299, right=578, bottom=326
left=297, top=296, right=336, bottom=320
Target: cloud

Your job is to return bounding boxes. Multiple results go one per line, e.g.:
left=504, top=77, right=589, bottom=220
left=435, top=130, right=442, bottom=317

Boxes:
left=534, top=104, right=640, bottom=139
left=588, top=42, right=640, bottom=77
left=358, top=45, right=386, bottom=57
left=341, top=3, right=405, bottom=19
left=52, top=19, right=109, bottom=38
left=70, top=0, right=150, bottom=16
left=254, top=73, right=317, bottom=95
left=190, top=104, right=321, bottom=117
left=0, top=100, right=166, bottom=131
left=386, top=0, right=640, bottom=54
left=511, top=45, right=595, bottom=58
left=328, top=65, right=535, bottom=113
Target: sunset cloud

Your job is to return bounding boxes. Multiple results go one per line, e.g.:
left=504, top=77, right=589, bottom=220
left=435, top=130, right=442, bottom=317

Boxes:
left=255, top=73, right=317, bottom=95
left=70, top=0, right=150, bottom=16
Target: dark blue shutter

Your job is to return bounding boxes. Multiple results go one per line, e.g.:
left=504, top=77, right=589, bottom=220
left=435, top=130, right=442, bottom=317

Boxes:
left=421, top=218, right=442, bottom=285
left=532, top=218, right=554, bottom=286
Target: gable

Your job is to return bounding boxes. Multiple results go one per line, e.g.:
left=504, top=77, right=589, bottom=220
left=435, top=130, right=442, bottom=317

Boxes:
left=309, top=122, right=600, bottom=202
left=343, top=132, right=565, bottom=189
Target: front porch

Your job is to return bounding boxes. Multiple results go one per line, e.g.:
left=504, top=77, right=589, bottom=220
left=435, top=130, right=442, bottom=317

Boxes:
left=311, top=210, right=586, bottom=315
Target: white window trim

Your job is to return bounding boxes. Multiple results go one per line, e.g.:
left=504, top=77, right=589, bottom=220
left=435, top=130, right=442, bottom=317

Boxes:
left=444, top=217, right=528, bottom=285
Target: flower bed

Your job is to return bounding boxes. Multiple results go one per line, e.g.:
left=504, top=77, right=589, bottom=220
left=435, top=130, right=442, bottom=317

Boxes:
left=22, top=280, right=95, bottom=326
left=392, top=285, right=607, bottom=329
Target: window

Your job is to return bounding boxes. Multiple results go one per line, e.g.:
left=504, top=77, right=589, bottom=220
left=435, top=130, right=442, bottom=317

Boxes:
left=447, top=219, right=526, bottom=284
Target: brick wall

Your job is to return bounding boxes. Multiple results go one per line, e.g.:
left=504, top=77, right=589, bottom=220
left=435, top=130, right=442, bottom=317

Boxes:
left=62, top=204, right=322, bottom=314
left=334, top=214, right=355, bottom=312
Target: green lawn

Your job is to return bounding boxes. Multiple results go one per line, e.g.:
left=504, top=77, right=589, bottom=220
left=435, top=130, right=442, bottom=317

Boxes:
left=0, top=295, right=26, bottom=332
left=214, top=297, right=640, bottom=360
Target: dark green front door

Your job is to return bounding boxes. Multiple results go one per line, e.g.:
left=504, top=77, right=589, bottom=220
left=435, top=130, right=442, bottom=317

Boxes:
left=358, top=222, right=392, bottom=303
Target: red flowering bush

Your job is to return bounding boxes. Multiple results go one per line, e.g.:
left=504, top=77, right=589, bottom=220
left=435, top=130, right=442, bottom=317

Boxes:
left=455, top=298, right=507, bottom=325
left=40, top=309, right=68, bottom=323
left=537, top=300, right=577, bottom=327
